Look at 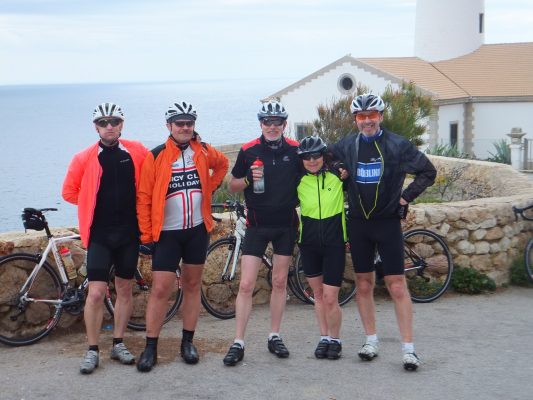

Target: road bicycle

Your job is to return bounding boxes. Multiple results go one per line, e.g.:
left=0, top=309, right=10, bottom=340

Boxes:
left=201, top=200, right=356, bottom=319
left=0, top=207, right=181, bottom=346
left=512, top=203, right=533, bottom=283
left=294, top=228, right=453, bottom=304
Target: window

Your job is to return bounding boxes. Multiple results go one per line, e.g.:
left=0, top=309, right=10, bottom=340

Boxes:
left=295, top=123, right=313, bottom=140
left=337, top=73, right=356, bottom=95
left=450, top=123, right=458, bottom=147
left=479, top=13, right=484, bottom=34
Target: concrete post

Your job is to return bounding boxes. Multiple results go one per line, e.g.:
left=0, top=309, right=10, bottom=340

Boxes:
left=507, top=127, right=526, bottom=170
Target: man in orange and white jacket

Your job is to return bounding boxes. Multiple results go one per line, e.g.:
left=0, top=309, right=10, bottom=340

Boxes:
left=136, top=101, right=228, bottom=372
left=62, top=102, right=148, bottom=374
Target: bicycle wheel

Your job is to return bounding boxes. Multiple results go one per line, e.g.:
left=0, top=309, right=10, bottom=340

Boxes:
left=201, top=237, right=250, bottom=319
left=524, top=238, right=533, bottom=283
left=0, top=253, right=65, bottom=346
left=403, top=229, right=453, bottom=303
left=293, top=249, right=356, bottom=306
left=104, top=262, right=182, bottom=331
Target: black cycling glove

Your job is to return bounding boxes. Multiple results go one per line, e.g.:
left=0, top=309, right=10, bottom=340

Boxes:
left=139, top=242, right=155, bottom=255
left=397, top=203, right=409, bottom=219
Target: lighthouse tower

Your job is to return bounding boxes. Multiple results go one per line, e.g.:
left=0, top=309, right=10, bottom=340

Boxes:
left=414, top=0, right=485, bottom=61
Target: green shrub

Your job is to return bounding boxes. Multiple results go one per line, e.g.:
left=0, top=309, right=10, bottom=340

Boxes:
left=451, top=267, right=496, bottom=294
left=509, top=258, right=533, bottom=287
left=211, top=179, right=243, bottom=204
left=425, top=144, right=470, bottom=158
left=486, top=139, right=511, bottom=164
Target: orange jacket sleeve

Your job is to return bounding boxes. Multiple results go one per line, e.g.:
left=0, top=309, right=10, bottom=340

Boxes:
left=207, top=144, right=229, bottom=192
left=137, top=153, right=156, bottom=243
left=62, top=153, right=85, bottom=205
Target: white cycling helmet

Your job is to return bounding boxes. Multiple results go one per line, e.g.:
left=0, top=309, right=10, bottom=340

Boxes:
left=257, top=100, right=288, bottom=120
left=165, top=101, right=198, bottom=122
left=92, top=102, right=125, bottom=122
left=350, top=94, right=385, bottom=114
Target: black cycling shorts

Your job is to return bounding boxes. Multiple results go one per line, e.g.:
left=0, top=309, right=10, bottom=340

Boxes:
left=299, top=244, right=345, bottom=287
left=152, top=223, right=209, bottom=271
left=242, top=226, right=297, bottom=257
left=86, top=226, right=139, bottom=282
left=347, top=218, right=404, bottom=276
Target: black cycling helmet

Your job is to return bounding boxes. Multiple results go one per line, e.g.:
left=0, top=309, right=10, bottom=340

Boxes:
left=297, top=135, right=327, bottom=156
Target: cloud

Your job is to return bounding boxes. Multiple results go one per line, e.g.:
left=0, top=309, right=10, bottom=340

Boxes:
left=0, top=0, right=531, bottom=85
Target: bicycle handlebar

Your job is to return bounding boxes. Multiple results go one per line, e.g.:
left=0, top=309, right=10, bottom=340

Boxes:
left=211, top=199, right=246, bottom=218
left=512, top=204, right=533, bottom=221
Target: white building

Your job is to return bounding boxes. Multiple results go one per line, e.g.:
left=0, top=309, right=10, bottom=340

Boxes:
left=267, top=0, right=533, bottom=159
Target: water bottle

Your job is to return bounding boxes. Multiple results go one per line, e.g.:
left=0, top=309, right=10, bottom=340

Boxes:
left=252, top=158, right=265, bottom=194
left=78, top=254, right=88, bottom=278
left=59, top=247, right=77, bottom=280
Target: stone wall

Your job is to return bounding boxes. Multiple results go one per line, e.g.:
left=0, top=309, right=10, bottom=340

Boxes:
left=403, top=156, right=533, bottom=285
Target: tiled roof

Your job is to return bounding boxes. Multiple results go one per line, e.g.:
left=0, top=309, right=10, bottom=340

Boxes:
left=433, top=42, right=533, bottom=98
left=270, top=43, right=533, bottom=102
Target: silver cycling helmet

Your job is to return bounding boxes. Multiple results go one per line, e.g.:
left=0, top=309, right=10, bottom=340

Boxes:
left=350, top=94, right=385, bottom=114
left=257, top=100, right=288, bottom=120
left=297, top=135, right=327, bottom=156
left=165, top=101, right=198, bottom=122
left=92, top=102, right=125, bottom=122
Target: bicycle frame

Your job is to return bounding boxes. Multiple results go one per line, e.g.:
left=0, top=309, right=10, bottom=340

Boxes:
left=19, top=233, right=84, bottom=306
left=220, top=216, right=245, bottom=281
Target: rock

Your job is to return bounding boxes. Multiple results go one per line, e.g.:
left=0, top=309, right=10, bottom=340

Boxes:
left=470, top=254, right=492, bottom=272
left=453, top=255, right=471, bottom=268
left=474, top=241, right=490, bottom=255
left=471, top=229, right=487, bottom=240
left=0, top=240, right=14, bottom=256
left=447, top=229, right=469, bottom=242
left=426, top=208, right=446, bottom=224
left=456, top=240, right=475, bottom=254
left=485, top=227, right=504, bottom=241
left=479, top=218, right=497, bottom=229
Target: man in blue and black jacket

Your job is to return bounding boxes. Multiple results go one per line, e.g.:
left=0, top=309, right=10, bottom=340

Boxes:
left=329, top=93, right=436, bottom=371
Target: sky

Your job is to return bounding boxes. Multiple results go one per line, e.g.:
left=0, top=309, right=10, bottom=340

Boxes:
left=0, top=0, right=532, bottom=86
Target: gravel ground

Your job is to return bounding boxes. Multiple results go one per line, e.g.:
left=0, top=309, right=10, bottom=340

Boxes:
left=1, top=287, right=532, bottom=400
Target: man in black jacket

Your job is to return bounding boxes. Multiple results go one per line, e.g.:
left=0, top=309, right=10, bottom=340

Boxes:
left=329, top=93, right=436, bottom=371
left=222, top=101, right=300, bottom=366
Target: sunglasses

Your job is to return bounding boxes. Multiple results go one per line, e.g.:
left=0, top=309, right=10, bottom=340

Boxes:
left=300, top=152, right=323, bottom=161
left=261, top=118, right=285, bottom=127
left=95, top=118, right=122, bottom=128
left=355, top=110, right=381, bottom=121
left=172, top=120, right=195, bottom=127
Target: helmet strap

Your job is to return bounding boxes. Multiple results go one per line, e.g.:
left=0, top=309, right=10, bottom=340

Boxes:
left=169, top=134, right=190, bottom=149
left=99, top=132, right=120, bottom=147
left=264, top=136, right=282, bottom=149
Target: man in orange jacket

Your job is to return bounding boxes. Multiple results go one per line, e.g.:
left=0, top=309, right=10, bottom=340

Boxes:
left=62, top=102, right=148, bottom=374
left=136, top=101, right=229, bottom=372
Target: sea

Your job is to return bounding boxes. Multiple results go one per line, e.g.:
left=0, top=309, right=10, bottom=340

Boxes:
left=0, top=78, right=292, bottom=232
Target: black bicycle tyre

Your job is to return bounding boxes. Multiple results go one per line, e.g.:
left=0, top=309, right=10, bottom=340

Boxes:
left=524, top=238, right=533, bottom=283
left=104, top=265, right=182, bottom=331
left=292, top=250, right=356, bottom=306
left=286, top=257, right=311, bottom=303
left=403, top=229, right=453, bottom=303
left=201, top=237, right=241, bottom=319
left=0, top=253, right=65, bottom=346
